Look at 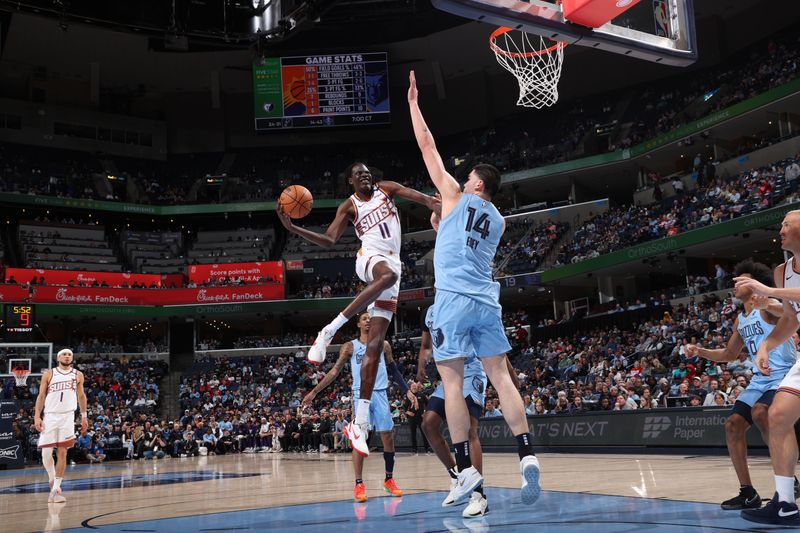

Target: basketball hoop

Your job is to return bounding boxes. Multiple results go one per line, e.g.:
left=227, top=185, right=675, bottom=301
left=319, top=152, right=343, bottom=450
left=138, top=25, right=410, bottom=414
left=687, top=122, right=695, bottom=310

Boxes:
left=12, top=367, right=30, bottom=387
left=489, top=27, right=566, bottom=109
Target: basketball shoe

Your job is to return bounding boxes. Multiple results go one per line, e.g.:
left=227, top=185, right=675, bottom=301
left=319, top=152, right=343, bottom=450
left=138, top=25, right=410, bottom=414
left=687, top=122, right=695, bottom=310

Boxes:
left=383, top=478, right=403, bottom=497
left=354, top=482, right=368, bottom=503
left=520, top=455, right=542, bottom=505
left=307, top=327, right=335, bottom=364
left=720, top=487, right=761, bottom=510
left=48, top=487, right=66, bottom=503
left=343, top=421, right=369, bottom=457
left=442, top=478, right=458, bottom=507
left=450, top=466, right=483, bottom=505
left=462, top=492, right=489, bottom=518
left=741, top=493, right=800, bottom=526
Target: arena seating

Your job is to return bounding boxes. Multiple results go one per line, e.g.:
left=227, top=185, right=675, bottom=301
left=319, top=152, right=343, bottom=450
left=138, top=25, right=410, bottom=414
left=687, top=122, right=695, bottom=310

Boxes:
left=188, top=228, right=275, bottom=265
left=20, top=220, right=122, bottom=271
left=121, top=229, right=185, bottom=274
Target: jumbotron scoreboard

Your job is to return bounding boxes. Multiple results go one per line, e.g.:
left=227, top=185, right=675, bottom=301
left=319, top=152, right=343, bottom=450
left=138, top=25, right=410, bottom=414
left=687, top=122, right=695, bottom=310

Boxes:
left=253, top=52, right=390, bottom=130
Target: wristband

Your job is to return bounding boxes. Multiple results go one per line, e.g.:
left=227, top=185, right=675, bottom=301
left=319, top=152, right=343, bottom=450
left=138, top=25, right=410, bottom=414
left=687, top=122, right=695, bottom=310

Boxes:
left=81, top=412, right=88, bottom=418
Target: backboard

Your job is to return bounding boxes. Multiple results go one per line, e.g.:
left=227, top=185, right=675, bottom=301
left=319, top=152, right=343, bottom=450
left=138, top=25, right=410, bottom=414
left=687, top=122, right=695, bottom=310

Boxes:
left=432, top=0, right=697, bottom=66
left=0, top=343, right=53, bottom=377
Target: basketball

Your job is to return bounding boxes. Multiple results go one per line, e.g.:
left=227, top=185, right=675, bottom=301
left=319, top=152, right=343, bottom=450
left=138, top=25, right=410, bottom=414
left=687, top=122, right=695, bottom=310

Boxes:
left=279, top=185, right=313, bottom=219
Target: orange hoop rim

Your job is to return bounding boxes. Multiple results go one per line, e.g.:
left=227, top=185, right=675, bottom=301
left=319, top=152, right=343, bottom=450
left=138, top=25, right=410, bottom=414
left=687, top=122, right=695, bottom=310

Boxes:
left=11, top=367, right=30, bottom=376
left=489, top=27, right=567, bottom=58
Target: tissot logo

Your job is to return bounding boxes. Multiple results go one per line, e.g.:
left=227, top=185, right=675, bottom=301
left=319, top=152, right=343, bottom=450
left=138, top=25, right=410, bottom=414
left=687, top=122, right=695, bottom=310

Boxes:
left=643, top=416, right=672, bottom=438
left=0, top=445, right=20, bottom=460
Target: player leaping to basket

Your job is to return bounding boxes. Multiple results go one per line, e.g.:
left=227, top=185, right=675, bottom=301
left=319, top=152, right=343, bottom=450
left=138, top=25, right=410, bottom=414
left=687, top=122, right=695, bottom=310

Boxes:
left=276, top=162, right=438, bottom=456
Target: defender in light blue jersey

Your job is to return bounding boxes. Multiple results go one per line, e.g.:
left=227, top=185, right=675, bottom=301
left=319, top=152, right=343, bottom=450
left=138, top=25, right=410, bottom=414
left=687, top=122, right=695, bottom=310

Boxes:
left=416, top=305, right=521, bottom=516
left=409, top=69, right=540, bottom=510
left=687, top=259, right=798, bottom=510
left=302, top=312, right=417, bottom=502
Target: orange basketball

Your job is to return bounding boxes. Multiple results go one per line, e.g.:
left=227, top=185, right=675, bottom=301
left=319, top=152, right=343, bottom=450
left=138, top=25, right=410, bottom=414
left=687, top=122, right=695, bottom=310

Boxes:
left=279, top=185, right=313, bottom=219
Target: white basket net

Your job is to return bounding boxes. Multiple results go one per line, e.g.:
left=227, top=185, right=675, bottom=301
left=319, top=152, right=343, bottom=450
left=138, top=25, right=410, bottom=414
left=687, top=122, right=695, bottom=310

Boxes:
left=490, top=27, right=566, bottom=109
left=12, top=368, right=30, bottom=387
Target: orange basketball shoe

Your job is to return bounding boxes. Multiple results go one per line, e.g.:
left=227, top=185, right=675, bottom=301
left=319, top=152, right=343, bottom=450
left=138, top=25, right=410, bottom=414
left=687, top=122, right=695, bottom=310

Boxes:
left=383, top=478, right=403, bottom=497
left=354, top=482, right=368, bottom=502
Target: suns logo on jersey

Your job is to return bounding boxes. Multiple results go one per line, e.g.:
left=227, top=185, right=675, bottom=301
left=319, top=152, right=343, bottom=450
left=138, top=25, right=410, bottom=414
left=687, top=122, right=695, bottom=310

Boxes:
left=355, top=199, right=396, bottom=237
left=48, top=380, right=76, bottom=394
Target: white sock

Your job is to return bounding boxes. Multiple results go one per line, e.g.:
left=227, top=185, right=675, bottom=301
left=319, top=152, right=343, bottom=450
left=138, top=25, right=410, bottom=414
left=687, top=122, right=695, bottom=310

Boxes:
left=53, top=477, right=63, bottom=492
left=776, top=475, right=794, bottom=503
left=42, top=449, right=55, bottom=482
left=327, top=313, right=348, bottom=333
left=355, top=399, right=371, bottom=428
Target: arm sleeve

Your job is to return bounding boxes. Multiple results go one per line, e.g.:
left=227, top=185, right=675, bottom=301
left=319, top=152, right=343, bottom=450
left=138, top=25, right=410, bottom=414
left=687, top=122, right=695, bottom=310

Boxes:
left=387, top=362, right=409, bottom=394
left=420, top=306, right=430, bottom=333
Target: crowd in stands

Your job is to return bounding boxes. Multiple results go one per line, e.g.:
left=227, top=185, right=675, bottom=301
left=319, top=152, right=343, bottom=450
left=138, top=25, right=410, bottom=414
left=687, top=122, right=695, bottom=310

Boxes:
left=169, top=289, right=761, bottom=458
left=555, top=154, right=800, bottom=265
left=495, top=219, right=569, bottom=276
left=0, top=28, right=796, bottom=209
left=8, top=356, right=168, bottom=462
left=5, top=282, right=771, bottom=463
left=505, top=294, right=750, bottom=415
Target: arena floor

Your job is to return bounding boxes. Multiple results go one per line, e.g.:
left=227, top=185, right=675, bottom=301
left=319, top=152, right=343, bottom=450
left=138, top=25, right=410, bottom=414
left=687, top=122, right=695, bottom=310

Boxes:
left=0, top=452, right=787, bottom=532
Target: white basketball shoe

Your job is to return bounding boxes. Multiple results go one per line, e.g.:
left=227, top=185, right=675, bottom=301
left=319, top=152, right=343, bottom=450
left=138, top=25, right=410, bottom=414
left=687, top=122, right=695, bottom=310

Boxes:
left=307, top=327, right=335, bottom=364
left=343, top=421, right=369, bottom=457
left=520, top=455, right=542, bottom=505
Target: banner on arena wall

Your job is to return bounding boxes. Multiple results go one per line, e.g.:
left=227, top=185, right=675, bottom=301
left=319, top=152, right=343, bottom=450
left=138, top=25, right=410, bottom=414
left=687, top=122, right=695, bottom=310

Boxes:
left=285, top=260, right=304, bottom=271
left=187, top=262, right=284, bottom=285
left=161, top=273, right=185, bottom=288
left=5, top=268, right=163, bottom=288
left=0, top=284, right=285, bottom=306
left=394, top=407, right=764, bottom=450
left=0, top=400, right=23, bottom=469
left=397, top=287, right=435, bottom=302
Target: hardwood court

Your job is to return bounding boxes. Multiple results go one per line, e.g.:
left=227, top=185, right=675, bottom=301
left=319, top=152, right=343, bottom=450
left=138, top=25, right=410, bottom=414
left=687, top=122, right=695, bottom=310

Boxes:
left=0, top=452, right=782, bottom=532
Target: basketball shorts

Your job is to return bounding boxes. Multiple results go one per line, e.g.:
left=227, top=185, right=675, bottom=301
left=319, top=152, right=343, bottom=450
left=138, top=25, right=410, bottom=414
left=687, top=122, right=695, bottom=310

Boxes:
left=427, top=384, right=484, bottom=420
left=38, top=411, right=76, bottom=448
left=353, top=388, right=394, bottom=432
left=731, top=390, right=776, bottom=425
left=737, top=375, right=784, bottom=408
left=777, top=360, right=800, bottom=398
left=355, top=250, right=401, bottom=320
left=431, top=290, right=511, bottom=362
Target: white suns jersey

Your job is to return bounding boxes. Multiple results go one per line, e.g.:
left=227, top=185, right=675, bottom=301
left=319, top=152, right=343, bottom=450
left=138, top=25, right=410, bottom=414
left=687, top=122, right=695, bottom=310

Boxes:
left=783, top=258, right=800, bottom=321
left=350, top=186, right=401, bottom=257
left=44, top=367, right=78, bottom=414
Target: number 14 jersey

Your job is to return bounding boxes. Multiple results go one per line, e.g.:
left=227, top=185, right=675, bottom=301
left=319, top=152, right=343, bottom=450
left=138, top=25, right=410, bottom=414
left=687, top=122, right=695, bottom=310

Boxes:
left=434, top=193, right=504, bottom=309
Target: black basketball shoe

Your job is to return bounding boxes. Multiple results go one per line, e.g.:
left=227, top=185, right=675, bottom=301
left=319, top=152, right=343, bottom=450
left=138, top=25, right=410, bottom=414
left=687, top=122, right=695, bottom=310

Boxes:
left=720, top=487, right=761, bottom=510
left=741, top=493, right=800, bottom=526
